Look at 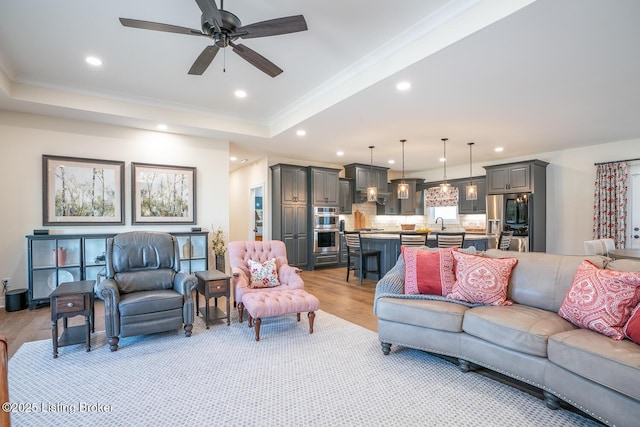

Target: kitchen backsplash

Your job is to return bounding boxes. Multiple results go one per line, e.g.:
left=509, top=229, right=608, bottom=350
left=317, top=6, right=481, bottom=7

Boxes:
left=341, top=203, right=486, bottom=232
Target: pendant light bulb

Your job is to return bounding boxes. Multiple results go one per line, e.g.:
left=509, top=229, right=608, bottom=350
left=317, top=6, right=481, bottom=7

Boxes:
left=367, top=145, right=378, bottom=202
left=466, top=142, right=478, bottom=200
left=398, top=139, right=409, bottom=200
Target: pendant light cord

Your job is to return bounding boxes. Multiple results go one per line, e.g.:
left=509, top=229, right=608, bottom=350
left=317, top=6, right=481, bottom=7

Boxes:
left=401, top=139, right=406, bottom=179
left=468, top=142, right=474, bottom=185
left=442, top=138, right=448, bottom=181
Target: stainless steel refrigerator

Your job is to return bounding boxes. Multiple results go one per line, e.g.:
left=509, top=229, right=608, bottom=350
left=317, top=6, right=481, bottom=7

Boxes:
left=486, top=193, right=541, bottom=251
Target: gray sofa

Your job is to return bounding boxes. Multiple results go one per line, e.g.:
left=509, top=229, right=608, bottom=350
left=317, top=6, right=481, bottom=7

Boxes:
left=374, top=249, right=640, bottom=426
left=96, top=231, right=197, bottom=351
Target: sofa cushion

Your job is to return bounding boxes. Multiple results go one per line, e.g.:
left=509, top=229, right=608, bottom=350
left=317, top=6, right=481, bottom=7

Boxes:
left=402, top=247, right=455, bottom=296
left=558, top=260, right=640, bottom=340
left=447, top=251, right=517, bottom=306
left=119, top=289, right=183, bottom=316
left=483, top=249, right=608, bottom=312
left=248, top=258, right=280, bottom=288
left=462, top=304, right=576, bottom=357
left=623, top=304, right=640, bottom=344
left=548, top=329, right=640, bottom=401
left=375, top=297, right=469, bottom=333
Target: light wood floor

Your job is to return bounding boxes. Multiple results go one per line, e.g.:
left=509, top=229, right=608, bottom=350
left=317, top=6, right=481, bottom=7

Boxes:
left=0, top=266, right=378, bottom=358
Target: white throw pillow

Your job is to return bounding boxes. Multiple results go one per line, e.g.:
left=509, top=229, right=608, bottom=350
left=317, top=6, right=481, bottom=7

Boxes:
left=248, top=258, right=280, bottom=288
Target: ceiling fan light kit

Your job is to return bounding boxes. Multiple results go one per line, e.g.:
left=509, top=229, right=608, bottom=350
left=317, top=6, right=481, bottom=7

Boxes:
left=119, top=0, right=307, bottom=77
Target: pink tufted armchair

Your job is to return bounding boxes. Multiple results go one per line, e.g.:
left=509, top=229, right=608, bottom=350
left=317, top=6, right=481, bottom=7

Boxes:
left=228, top=240, right=304, bottom=322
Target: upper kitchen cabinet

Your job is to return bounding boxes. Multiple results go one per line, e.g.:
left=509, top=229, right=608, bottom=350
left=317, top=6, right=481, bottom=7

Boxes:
left=380, top=178, right=423, bottom=215
left=457, top=177, right=487, bottom=214
left=309, top=167, right=340, bottom=206
left=339, top=178, right=353, bottom=214
left=343, top=163, right=389, bottom=203
left=484, top=160, right=548, bottom=194
left=272, top=164, right=307, bottom=204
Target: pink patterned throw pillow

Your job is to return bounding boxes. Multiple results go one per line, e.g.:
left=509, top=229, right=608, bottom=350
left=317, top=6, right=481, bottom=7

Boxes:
left=447, top=251, right=517, bottom=306
left=403, top=247, right=455, bottom=296
left=248, top=258, right=280, bottom=288
left=558, top=260, right=640, bottom=340
left=623, top=304, right=640, bottom=344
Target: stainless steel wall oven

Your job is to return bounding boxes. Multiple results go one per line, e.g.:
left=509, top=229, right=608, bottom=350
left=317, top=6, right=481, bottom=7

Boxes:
left=313, top=206, right=339, bottom=253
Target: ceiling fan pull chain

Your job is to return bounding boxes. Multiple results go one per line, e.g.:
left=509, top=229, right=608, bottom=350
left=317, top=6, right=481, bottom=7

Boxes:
left=223, top=47, right=226, bottom=73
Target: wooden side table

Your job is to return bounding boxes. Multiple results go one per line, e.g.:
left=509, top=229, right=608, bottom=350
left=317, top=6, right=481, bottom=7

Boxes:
left=50, top=280, right=95, bottom=358
left=195, top=270, right=230, bottom=329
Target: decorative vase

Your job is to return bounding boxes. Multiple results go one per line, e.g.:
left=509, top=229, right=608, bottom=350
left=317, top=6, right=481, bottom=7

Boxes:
left=182, top=241, right=194, bottom=259
left=215, top=254, right=225, bottom=273
left=53, top=247, right=67, bottom=266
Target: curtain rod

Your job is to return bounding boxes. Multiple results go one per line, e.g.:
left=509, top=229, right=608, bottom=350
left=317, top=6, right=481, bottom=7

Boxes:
left=594, top=158, right=640, bottom=166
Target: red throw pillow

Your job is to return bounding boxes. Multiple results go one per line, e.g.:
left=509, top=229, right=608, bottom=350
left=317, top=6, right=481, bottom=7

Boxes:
left=624, top=304, right=640, bottom=344
left=447, top=251, right=517, bottom=306
left=403, top=247, right=455, bottom=296
left=558, top=260, right=640, bottom=340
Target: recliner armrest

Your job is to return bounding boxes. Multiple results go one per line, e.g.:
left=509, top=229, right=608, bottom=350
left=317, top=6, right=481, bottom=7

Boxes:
left=96, top=278, right=121, bottom=304
left=173, top=272, right=197, bottom=295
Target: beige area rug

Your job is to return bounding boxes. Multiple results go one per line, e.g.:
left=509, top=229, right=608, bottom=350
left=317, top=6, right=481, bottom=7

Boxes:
left=8, top=310, right=599, bottom=426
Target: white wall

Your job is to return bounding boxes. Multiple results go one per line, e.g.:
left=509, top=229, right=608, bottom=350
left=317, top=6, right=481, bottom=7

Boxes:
left=228, top=158, right=270, bottom=242
left=410, top=138, right=640, bottom=255
left=0, top=111, right=229, bottom=299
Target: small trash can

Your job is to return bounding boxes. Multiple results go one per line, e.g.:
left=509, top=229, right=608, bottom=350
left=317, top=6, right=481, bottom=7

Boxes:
left=5, top=288, right=28, bottom=312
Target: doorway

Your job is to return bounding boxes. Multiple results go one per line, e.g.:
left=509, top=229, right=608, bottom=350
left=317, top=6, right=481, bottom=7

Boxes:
left=250, top=185, right=264, bottom=241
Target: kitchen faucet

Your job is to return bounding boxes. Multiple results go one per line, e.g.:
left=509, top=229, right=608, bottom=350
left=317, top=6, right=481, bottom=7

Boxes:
left=435, top=217, right=445, bottom=231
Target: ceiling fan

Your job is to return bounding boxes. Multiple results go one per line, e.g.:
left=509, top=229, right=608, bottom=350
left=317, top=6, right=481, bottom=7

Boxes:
left=119, top=0, right=307, bottom=77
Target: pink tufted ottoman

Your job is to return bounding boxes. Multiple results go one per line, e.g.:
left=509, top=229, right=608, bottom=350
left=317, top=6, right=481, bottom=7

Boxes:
left=241, top=289, right=320, bottom=341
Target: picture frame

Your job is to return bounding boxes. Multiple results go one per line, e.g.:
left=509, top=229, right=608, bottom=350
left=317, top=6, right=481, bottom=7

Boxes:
left=43, top=155, right=125, bottom=225
left=131, top=162, right=196, bottom=225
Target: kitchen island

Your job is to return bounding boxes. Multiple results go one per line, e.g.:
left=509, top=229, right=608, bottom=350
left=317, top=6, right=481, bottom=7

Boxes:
left=342, top=231, right=490, bottom=280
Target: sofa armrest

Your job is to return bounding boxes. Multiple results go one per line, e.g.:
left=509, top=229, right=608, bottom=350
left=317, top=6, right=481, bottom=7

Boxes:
left=173, top=272, right=197, bottom=296
left=95, top=278, right=121, bottom=338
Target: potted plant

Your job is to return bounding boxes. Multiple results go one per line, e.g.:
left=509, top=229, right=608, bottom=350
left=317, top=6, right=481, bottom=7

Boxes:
left=211, top=227, right=226, bottom=273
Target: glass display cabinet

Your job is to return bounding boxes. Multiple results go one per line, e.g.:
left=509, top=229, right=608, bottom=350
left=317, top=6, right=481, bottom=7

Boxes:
left=26, top=231, right=209, bottom=309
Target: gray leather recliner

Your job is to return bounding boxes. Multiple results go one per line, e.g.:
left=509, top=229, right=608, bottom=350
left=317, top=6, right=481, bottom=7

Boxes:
left=96, top=231, right=197, bottom=351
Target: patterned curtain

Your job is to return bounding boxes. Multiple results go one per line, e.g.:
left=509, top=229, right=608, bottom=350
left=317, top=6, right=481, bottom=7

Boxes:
left=425, top=186, right=459, bottom=207
left=593, top=162, right=629, bottom=248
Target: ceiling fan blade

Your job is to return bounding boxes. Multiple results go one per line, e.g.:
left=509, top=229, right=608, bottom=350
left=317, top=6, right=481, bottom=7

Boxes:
left=195, top=0, right=223, bottom=28
left=237, top=15, right=308, bottom=39
left=119, top=18, right=204, bottom=36
left=231, top=43, right=283, bottom=77
left=188, top=45, right=220, bottom=75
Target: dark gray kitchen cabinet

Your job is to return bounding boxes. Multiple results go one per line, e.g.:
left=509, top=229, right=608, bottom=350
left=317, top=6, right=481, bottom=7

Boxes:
left=310, top=167, right=340, bottom=206
left=271, top=164, right=309, bottom=269
left=484, top=160, right=548, bottom=194
left=343, top=163, right=388, bottom=203
left=339, top=178, right=353, bottom=214
left=457, top=177, right=486, bottom=214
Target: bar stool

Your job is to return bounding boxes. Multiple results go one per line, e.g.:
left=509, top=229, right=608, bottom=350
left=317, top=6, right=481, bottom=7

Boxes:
left=344, top=231, right=381, bottom=285
left=498, top=231, right=514, bottom=250
left=436, top=232, right=466, bottom=248
left=398, top=232, right=428, bottom=258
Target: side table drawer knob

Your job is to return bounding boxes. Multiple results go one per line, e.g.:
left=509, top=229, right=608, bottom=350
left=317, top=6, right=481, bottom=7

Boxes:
left=67, top=302, right=74, bottom=308
left=216, top=285, right=222, bottom=290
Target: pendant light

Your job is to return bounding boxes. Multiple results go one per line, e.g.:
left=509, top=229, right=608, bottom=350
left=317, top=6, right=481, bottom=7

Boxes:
left=439, top=138, right=451, bottom=194
left=466, top=142, right=478, bottom=200
left=367, top=145, right=378, bottom=202
left=397, top=139, right=409, bottom=200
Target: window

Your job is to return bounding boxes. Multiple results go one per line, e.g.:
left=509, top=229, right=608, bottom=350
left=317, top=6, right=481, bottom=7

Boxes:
left=429, top=206, right=458, bottom=222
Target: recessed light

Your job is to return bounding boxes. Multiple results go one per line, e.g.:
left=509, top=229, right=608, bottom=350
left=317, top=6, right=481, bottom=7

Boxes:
left=156, top=124, right=168, bottom=131
left=235, top=90, right=247, bottom=98
left=240, top=158, right=248, bottom=164
left=336, top=151, right=344, bottom=156
left=86, top=56, right=102, bottom=67
left=296, top=129, right=306, bottom=137
left=439, top=157, right=446, bottom=162
left=230, top=156, right=238, bottom=162
left=494, top=147, right=504, bottom=152
left=388, top=160, right=395, bottom=164
left=396, top=81, right=411, bottom=91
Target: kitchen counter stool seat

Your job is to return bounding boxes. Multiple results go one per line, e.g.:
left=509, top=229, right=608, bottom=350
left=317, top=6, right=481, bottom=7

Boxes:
left=344, top=231, right=381, bottom=285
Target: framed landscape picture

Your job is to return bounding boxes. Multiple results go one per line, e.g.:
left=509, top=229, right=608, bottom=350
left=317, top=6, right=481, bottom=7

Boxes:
left=132, top=162, right=196, bottom=225
left=43, top=155, right=125, bottom=225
